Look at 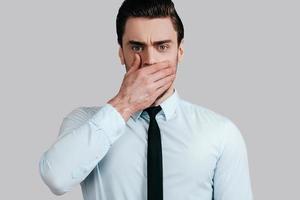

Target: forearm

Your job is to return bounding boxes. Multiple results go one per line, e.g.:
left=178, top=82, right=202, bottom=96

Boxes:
left=39, top=104, right=126, bottom=195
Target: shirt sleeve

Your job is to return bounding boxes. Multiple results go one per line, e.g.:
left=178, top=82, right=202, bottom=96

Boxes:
left=213, top=119, right=253, bottom=200
left=39, top=103, right=126, bottom=195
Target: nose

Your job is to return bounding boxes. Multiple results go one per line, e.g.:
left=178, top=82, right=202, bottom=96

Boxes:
left=142, top=47, right=157, bottom=67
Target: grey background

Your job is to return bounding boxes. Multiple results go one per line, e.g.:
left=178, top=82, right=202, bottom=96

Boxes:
left=0, top=0, right=299, bottom=199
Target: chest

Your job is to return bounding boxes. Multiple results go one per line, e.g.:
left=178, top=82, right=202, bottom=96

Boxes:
left=97, top=117, right=220, bottom=186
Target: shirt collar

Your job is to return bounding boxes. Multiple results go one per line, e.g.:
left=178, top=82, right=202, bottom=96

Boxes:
left=131, top=88, right=179, bottom=122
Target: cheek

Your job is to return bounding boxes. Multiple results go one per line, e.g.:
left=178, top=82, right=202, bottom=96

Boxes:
left=166, top=53, right=178, bottom=68
left=123, top=52, right=135, bottom=71
left=169, top=60, right=177, bottom=71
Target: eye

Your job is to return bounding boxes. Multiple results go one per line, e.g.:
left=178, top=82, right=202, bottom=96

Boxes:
left=158, top=44, right=169, bottom=52
left=131, top=45, right=143, bottom=52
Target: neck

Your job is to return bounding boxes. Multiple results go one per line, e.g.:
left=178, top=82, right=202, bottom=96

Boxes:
left=151, top=84, right=175, bottom=107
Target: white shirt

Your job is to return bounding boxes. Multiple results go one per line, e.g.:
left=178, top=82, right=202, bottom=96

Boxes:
left=39, top=88, right=253, bottom=200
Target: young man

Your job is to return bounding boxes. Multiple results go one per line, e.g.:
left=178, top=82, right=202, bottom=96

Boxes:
left=39, top=0, right=253, bottom=200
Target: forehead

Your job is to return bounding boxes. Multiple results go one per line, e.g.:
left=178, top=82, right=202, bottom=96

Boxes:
left=123, top=17, right=177, bottom=43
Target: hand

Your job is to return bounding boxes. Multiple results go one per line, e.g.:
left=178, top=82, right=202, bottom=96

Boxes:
left=108, top=54, right=176, bottom=121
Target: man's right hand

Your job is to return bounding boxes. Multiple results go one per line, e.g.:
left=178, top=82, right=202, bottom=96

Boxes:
left=107, top=53, right=176, bottom=121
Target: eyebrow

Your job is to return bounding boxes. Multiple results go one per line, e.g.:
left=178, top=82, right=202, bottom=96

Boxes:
left=127, top=40, right=172, bottom=46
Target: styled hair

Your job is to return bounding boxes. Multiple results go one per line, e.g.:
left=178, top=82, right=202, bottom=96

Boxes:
left=116, top=0, right=184, bottom=48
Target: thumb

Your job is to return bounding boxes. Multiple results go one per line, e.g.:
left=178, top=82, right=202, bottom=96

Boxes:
left=129, top=53, right=141, bottom=72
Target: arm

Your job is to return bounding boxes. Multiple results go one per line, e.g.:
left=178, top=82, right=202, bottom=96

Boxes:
left=39, top=54, right=175, bottom=195
left=39, top=103, right=126, bottom=195
left=213, top=119, right=253, bottom=200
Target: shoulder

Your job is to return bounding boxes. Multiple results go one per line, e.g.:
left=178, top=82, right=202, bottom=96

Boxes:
left=178, top=99, right=243, bottom=141
left=178, top=99, right=230, bottom=126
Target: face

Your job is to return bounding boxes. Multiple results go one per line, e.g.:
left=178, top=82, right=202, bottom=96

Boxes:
left=119, top=17, right=184, bottom=73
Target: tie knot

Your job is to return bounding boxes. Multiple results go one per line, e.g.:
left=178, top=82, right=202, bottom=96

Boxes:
left=144, top=105, right=162, bottom=119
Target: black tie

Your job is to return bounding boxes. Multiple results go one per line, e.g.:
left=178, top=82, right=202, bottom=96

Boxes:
left=144, top=105, right=163, bottom=200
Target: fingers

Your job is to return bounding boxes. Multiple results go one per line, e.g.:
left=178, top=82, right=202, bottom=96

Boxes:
left=142, top=60, right=170, bottom=75
left=153, top=74, right=174, bottom=98
left=128, top=54, right=141, bottom=73
left=150, top=66, right=176, bottom=82
left=153, top=73, right=175, bottom=91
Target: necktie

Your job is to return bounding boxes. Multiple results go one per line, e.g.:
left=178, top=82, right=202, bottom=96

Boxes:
left=144, top=105, right=163, bottom=200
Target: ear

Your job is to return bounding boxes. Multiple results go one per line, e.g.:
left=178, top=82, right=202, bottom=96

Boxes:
left=118, top=46, right=125, bottom=65
left=177, top=39, right=184, bottom=63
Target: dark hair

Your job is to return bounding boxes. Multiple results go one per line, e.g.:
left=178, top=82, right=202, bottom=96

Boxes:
left=116, top=0, right=184, bottom=48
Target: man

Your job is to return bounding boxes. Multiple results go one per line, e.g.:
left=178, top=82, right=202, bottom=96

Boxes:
left=39, top=0, right=253, bottom=199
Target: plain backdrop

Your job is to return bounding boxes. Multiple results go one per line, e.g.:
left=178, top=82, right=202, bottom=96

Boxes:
left=0, top=0, right=299, bottom=199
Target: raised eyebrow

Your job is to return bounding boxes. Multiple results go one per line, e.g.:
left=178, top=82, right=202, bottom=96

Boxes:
left=127, top=40, right=145, bottom=46
left=127, top=40, right=172, bottom=46
left=153, top=40, right=172, bottom=45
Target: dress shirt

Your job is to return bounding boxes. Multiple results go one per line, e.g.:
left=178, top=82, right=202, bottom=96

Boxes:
left=39, top=88, right=253, bottom=200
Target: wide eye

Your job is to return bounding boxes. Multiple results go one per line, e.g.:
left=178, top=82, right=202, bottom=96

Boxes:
left=158, top=44, right=169, bottom=52
left=131, top=45, right=143, bottom=52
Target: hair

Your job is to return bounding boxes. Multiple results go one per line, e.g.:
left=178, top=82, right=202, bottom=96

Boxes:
left=116, top=0, right=184, bottom=48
